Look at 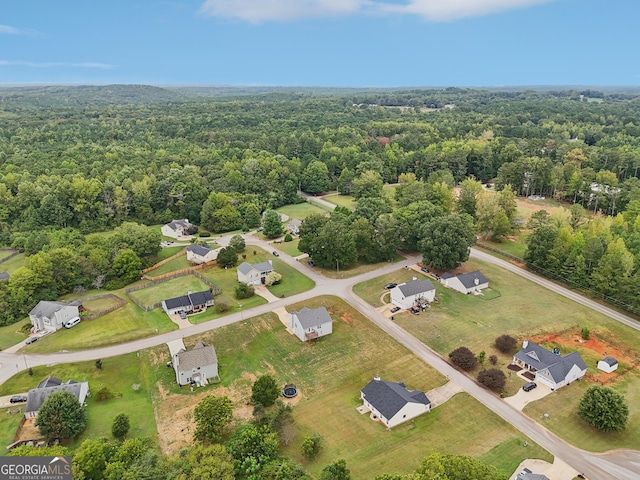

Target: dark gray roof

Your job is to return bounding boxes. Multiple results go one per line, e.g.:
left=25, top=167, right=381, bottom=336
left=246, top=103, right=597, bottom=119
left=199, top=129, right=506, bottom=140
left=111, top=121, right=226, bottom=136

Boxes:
left=237, top=260, right=273, bottom=275
left=293, top=306, right=332, bottom=330
left=37, top=376, right=62, bottom=389
left=396, top=279, right=435, bottom=297
left=26, top=379, right=88, bottom=414
left=175, top=341, right=217, bottom=372
left=187, top=244, right=212, bottom=256
left=164, top=290, right=213, bottom=310
left=440, top=272, right=454, bottom=279
left=516, top=469, right=550, bottom=480
left=28, top=301, right=76, bottom=319
left=361, top=378, right=430, bottom=420
left=0, top=271, right=9, bottom=281
left=600, top=356, right=618, bottom=366
left=456, top=270, right=488, bottom=288
left=166, top=219, right=191, bottom=231
left=515, top=341, right=587, bottom=382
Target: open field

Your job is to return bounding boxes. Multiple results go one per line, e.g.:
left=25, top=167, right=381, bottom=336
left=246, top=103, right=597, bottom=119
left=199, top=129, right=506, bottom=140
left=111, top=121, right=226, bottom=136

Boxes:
left=277, top=238, right=303, bottom=257
left=323, top=193, right=356, bottom=210
left=0, top=249, right=15, bottom=260
left=317, top=254, right=405, bottom=280
left=80, top=295, right=125, bottom=315
left=0, top=318, right=30, bottom=350
left=146, top=253, right=191, bottom=276
left=0, top=353, right=157, bottom=450
left=1, top=405, right=25, bottom=448
left=0, top=252, right=25, bottom=274
left=128, top=275, right=211, bottom=307
left=276, top=202, right=327, bottom=220
left=156, top=245, right=186, bottom=261
left=146, top=296, right=551, bottom=476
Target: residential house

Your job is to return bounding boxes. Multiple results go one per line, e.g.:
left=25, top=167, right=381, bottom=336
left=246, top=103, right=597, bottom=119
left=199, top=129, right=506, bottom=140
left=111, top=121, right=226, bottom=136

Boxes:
left=513, top=340, right=587, bottom=390
left=390, top=278, right=436, bottom=309
left=28, top=301, right=80, bottom=333
left=186, top=244, right=219, bottom=264
left=440, top=270, right=489, bottom=294
left=162, top=290, right=214, bottom=316
left=173, top=341, right=219, bottom=386
left=516, top=468, right=550, bottom=480
left=0, top=271, right=9, bottom=281
left=360, top=376, right=431, bottom=428
left=597, top=356, right=619, bottom=373
left=288, top=218, right=302, bottom=235
left=289, top=306, right=333, bottom=342
left=237, top=260, right=274, bottom=285
left=161, top=219, right=193, bottom=239
left=24, top=376, right=89, bottom=419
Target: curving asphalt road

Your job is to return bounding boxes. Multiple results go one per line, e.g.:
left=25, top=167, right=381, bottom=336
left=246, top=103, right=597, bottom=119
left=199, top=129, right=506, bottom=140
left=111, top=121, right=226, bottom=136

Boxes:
left=1, top=233, right=640, bottom=478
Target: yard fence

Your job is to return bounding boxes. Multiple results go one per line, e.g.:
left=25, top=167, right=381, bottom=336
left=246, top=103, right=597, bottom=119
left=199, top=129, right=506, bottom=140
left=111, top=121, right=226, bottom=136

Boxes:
left=79, top=293, right=127, bottom=320
left=0, top=248, right=19, bottom=265
left=142, top=248, right=187, bottom=274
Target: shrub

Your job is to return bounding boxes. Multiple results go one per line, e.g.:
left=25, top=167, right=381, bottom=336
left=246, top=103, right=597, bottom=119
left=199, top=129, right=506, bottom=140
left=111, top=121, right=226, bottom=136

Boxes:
left=581, top=327, right=590, bottom=340
left=199, top=231, right=211, bottom=237
left=284, top=233, right=293, bottom=242
left=477, top=351, right=486, bottom=365
left=489, top=355, right=498, bottom=365
left=95, top=387, right=114, bottom=402
left=495, top=334, right=517, bottom=353
left=112, top=413, right=130, bottom=439
left=214, top=297, right=230, bottom=313
left=229, top=234, right=246, bottom=252
left=448, top=347, right=477, bottom=371
left=95, top=359, right=102, bottom=370
left=251, top=375, right=280, bottom=407
left=301, top=433, right=322, bottom=459
left=477, top=368, right=506, bottom=391
left=235, top=282, right=255, bottom=299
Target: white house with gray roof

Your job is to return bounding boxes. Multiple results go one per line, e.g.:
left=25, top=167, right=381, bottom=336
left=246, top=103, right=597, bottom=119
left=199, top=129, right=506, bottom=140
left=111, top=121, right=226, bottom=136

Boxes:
left=440, top=270, right=489, bottom=294
left=289, top=306, right=333, bottom=342
left=186, top=244, right=220, bottom=264
left=28, top=301, right=80, bottom=332
left=360, top=376, right=431, bottom=428
left=161, top=219, right=193, bottom=239
left=25, top=376, right=89, bottom=419
left=162, top=290, right=214, bottom=315
left=173, top=341, right=219, bottom=386
left=390, top=278, right=436, bottom=309
left=513, top=340, right=587, bottom=390
left=237, top=260, right=274, bottom=285
left=516, top=468, right=550, bottom=480
left=287, top=218, right=302, bottom=235
left=597, top=356, right=619, bottom=373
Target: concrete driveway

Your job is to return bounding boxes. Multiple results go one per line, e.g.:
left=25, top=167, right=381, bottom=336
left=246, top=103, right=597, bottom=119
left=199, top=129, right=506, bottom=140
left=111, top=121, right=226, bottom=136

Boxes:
left=511, top=458, right=581, bottom=480
left=504, top=381, right=554, bottom=411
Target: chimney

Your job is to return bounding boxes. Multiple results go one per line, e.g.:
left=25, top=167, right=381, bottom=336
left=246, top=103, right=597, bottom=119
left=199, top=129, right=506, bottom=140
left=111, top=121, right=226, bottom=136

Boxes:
left=373, top=374, right=381, bottom=381
left=523, top=340, right=529, bottom=348
left=187, top=291, right=192, bottom=295
left=474, top=277, right=479, bottom=286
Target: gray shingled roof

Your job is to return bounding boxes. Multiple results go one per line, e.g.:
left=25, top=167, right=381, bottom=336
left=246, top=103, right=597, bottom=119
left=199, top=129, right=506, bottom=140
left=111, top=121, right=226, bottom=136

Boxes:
left=397, top=279, right=435, bottom=297
left=25, top=379, right=88, bottom=415
left=440, top=272, right=454, bottom=279
left=542, top=351, right=587, bottom=383
left=516, top=469, right=550, bottom=480
left=237, top=261, right=273, bottom=275
left=293, top=306, right=332, bottom=330
left=361, top=378, right=430, bottom=420
left=601, top=356, right=618, bottom=366
left=515, top=341, right=587, bottom=382
left=164, top=290, right=213, bottom=310
left=175, top=341, right=217, bottom=372
left=37, top=376, right=62, bottom=389
left=187, top=244, right=212, bottom=256
left=456, top=270, right=488, bottom=288
left=28, top=301, right=75, bottom=319
left=166, top=219, right=191, bottom=231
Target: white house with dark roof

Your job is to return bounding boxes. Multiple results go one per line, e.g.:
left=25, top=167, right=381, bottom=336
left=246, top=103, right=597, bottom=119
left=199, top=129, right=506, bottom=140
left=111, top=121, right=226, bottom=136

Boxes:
left=516, top=468, right=550, bottom=480
left=237, top=260, right=274, bottom=285
left=289, top=306, right=333, bottom=342
left=287, top=218, right=302, bottom=235
left=161, top=219, right=193, bottom=239
left=24, top=376, right=89, bottom=419
left=597, top=356, right=619, bottom=373
left=29, top=301, right=80, bottom=332
left=162, top=290, right=214, bottom=316
left=360, top=376, right=431, bottom=428
left=173, top=341, right=219, bottom=386
left=390, top=278, right=436, bottom=309
left=513, top=340, right=587, bottom=390
left=440, top=270, right=489, bottom=294
left=186, top=244, right=220, bottom=264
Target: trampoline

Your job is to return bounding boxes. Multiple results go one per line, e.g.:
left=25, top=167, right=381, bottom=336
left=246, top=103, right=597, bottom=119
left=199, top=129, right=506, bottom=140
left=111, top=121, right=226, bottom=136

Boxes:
left=282, top=384, right=298, bottom=398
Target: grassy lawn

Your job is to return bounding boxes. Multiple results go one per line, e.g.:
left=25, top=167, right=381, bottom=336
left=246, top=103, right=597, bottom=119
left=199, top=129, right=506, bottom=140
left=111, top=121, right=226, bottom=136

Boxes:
left=146, top=253, right=191, bottom=276
left=353, top=268, right=428, bottom=307
left=0, top=318, right=30, bottom=350
left=0, top=252, right=25, bottom=274
left=0, top=353, right=157, bottom=449
left=156, top=295, right=550, bottom=478
left=81, top=295, right=124, bottom=315
left=156, top=245, right=186, bottom=261
left=318, top=254, right=405, bottom=280
left=1, top=405, right=25, bottom=447
left=0, top=249, right=16, bottom=260
left=323, top=194, right=356, bottom=210
left=277, top=238, right=302, bottom=257
left=478, top=231, right=528, bottom=259
left=128, top=275, right=212, bottom=307
left=276, top=203, right=327, bottom=220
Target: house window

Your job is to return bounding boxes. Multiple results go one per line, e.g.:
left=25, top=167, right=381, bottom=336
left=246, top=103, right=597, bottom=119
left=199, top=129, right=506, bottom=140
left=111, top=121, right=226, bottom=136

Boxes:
left=403, top=415, right=406, bottom=418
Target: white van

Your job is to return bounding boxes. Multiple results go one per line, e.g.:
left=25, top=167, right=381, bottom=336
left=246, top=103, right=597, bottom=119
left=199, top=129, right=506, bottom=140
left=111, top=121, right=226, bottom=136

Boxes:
left=64, top=316, right=81, bottom=329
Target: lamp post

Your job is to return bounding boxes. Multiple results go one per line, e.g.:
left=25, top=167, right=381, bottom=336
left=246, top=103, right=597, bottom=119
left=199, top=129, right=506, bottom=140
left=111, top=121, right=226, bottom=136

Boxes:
left=238, top=304, right=243, bottom=321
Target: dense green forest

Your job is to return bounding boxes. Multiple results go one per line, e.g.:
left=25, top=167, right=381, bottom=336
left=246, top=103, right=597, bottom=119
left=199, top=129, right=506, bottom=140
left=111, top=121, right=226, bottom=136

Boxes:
left=2, top=84, right=640, bottom=323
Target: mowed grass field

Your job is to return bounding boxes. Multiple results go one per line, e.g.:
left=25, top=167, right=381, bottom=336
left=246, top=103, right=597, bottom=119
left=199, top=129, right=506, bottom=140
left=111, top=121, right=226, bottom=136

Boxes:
left=277, top=238, right=303, bottom=257
left=0, top=405, right=25, bottom=447
left=323, top=194, right=356, bottom=210
left=0, top=318, right=30, bottom=350
left=0, top=252, right=25, bottom=274
left=166, top=296, right=550, bottom=478
left=0, top=353, right=158, bottom=450
left=276, top=202, right=327, bottom=220
left=317, top=253, right=405, bottom=280
left=128, top=275, right=212, bottom=307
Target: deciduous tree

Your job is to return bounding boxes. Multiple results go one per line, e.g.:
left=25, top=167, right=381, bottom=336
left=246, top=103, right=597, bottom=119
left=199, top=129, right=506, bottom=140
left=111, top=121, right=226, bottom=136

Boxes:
left=36, top=390, right=88, bottom=441
left=578, top=386, right=629, bottom=432
left=419, top=214, right=476, bottom=270
left=193, top=395, right=234, bottom=443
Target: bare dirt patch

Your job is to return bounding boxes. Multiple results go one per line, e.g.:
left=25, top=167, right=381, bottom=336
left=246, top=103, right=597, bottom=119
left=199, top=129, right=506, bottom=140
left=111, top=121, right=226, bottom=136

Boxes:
left=339, top=311, right=354, bottom=325
left=14, top=418, right=43, bottom=442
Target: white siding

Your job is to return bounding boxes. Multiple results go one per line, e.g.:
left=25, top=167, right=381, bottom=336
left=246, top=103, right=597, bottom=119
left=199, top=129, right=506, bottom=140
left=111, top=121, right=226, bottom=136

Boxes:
left=597, top=360, right=618, bottom=373
left=390, top=287, right=435, bottom=309
left=289, top=313, right=332, bottom=342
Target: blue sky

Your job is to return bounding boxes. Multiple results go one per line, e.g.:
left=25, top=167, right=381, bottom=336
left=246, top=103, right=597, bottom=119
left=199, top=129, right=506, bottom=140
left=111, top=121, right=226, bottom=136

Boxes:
left=1, top=0, right=638, bottom=87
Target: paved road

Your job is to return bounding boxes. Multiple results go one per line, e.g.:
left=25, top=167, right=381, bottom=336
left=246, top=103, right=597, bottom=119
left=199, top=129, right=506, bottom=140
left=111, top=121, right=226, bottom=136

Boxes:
left=2, top=234, right=640, bottom=478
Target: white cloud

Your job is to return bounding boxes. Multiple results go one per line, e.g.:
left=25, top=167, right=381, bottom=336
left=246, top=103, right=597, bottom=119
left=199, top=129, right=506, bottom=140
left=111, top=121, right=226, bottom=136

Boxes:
left=199, top=0, right=555, bottom=23
left=0, top=24, right=40, bottom=35
left=0, top=61, right=115, bottom=69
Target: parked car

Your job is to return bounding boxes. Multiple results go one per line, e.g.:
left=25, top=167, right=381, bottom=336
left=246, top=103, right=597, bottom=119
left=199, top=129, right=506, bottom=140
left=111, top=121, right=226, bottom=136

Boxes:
left=432, top=273, right=440, bottom=280
left=390, top=306, right=401, bottom=313
left=179, top=311, right=187, bottom=320
left=522, top=382, right=537, bottom=392
left=64, top=316, right=81, bottom=329
left=307, top=260, right=315, bottom=267
left=256, top=227, right=264, bottom=232
left=384, top=283, right=397, bottom=289
left=25, top=337, right=38, bottom=345
left=10, top=395, right=27, bottom=403
left=272, top=251, right=280, bottom=257
left=421, top=267, right=430, bottom=273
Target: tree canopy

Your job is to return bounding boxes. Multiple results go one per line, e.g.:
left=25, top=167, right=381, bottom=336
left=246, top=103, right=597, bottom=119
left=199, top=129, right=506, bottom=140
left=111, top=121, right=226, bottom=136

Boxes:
left=35, top=390, right=88, bottom=442
left=578, top=386, right=629, bottom=432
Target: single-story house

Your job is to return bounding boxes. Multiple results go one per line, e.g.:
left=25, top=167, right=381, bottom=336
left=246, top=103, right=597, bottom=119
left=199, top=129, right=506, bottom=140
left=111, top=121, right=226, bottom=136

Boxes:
left=25, top=376, right=89, bottom=419
left=237, top=260, right=274, bottom=285
left=516, top=468, right=550, bottom=480
left=162, top=290, right=214, bottom=316
left=513, top=340, right=587, bottom=390
left=173, top=340, right=219, bottom=386
left=288, top=218, right=302, bottom=235
left=360, top=376, right=431, bottom=428
left=289, top=306, right=333, bottom=342
left=161, top=219, right=193, bottom=239
left=440, top=270, right=489, bottom=294
left=390, top=278, right=436, bottom=309
left=28, top=301, right=80, bottom=332
left=0, top=271, right=9, bottom=281
left=597, top=356, right=619, bottom=373
left=186, top=244, right=219, bottom=264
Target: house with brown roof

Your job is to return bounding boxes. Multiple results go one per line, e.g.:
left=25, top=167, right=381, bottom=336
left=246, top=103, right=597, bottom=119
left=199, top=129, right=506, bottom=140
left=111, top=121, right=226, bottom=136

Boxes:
left=173, top=341, right=219, bottom=386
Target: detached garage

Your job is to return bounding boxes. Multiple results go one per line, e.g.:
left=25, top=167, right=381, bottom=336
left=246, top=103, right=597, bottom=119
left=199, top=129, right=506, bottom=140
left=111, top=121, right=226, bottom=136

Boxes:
left=597, top=356, right=619, bottom=373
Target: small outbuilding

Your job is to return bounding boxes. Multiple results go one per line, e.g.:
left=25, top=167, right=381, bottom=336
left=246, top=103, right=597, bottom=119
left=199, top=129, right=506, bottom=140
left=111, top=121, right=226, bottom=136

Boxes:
left=597, top=356, right=619, bottom=373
